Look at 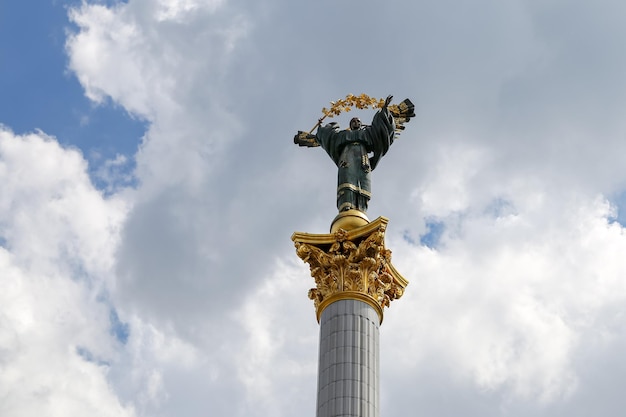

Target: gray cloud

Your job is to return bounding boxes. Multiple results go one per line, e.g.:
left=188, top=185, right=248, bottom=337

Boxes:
left=67, top=0, right=626, bottom=414
left=3, top=0, right=626, bottom=415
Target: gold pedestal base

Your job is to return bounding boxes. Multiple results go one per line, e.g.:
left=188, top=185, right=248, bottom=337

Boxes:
left=330, top=210, right=370, bottom=233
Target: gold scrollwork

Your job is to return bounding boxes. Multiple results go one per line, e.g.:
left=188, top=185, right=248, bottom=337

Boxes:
left=292, top=217, right=408, bottom=323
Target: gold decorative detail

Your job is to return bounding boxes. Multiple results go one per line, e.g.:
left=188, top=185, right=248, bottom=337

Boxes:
left=308, top=93, right=403, bottom=134
left=321, top=93, right=391, bottom=118
left=292, top=217, right=408, bottom=324
left=330, top=210, right=370, bottom=233
left=337, top=183, right=372, bottom=197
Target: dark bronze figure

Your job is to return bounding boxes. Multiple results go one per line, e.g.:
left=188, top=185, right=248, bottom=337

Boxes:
left=295, top=95, right=415, bottom=213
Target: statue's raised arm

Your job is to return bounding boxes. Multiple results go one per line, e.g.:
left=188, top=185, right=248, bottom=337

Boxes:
left=294, top=94, right=415, bottom=214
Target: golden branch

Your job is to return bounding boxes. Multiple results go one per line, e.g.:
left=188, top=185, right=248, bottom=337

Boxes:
left=308, top=93, right=399, bottom=134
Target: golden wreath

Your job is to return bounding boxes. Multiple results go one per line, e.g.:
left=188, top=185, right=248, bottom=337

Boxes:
left=322, top=93, right=399, bottom=117
left=309, top=93, right=400, bottom=133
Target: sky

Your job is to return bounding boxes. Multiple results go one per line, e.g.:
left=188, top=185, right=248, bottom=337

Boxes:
left=2, top=0, right=626, bottom=416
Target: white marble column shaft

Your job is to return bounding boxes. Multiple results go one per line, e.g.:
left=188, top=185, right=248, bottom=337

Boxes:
left=316, top=299, right=380, bottom=417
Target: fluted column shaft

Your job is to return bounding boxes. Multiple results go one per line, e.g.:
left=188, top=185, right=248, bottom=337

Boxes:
left=316, top=299, right=379, bottom=417
left=292, top=216, right=407, bottom=417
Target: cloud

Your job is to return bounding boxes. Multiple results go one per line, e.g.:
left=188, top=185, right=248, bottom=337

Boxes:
left=66, top=0, right=247, bottom=121
left=15, top=0, right=625, bottom=415
left=66, top=0, right=253, bottom=323
left=383, top=193, right=626, bottom=412
left=0, top=127, right=133, bottom=416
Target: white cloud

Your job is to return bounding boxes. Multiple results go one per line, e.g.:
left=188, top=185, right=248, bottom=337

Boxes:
left=0, top=128, right=133, bottom=416
left=0, top=127, right=126, bottom=286
left=9, top=0, right=623, bottom=415
left=65, top=0, right=253, bottom=330
left=233, top=258, right=318, bottom=416
left=384, top=192, right=626, bottom=409
left=66, top=0, right=248, bottom=122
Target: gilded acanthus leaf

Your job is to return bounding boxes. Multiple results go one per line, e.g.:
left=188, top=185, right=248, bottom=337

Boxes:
left=294, top=223, right=406, bottom=319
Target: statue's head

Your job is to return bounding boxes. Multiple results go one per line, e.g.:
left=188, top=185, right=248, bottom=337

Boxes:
left=349, top=117, right=362, bottom=130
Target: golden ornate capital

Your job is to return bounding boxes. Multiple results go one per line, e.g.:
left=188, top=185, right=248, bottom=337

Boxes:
left=292, top=217, right=408, bottom=324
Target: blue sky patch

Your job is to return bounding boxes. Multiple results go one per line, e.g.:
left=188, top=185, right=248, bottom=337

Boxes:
left=608, top=191, right=626, bottom=226
left=419, top=219, right=445, bottom=249
left=484, top=197, right=516, bottom=218
left=0, top=0, right=145, bottom=191
left=109, top=308, right=130, bottom=345
left=402, top=229, right=417, bottom=246
left=76, top=346, right=110, bottom=367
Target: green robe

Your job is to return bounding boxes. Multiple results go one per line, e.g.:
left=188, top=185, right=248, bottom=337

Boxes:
left=315, top=107, right=396, bottom=213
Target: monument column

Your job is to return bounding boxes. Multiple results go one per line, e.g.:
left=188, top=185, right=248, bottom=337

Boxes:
left=292, top=93, right=414, bottom=416
left=293, top=211, right=408, bottom=417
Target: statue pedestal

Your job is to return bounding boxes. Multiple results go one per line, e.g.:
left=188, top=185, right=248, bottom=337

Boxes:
left=330, top=209, right=370, bottom=234
left=292, top=216, right=408, bottom=417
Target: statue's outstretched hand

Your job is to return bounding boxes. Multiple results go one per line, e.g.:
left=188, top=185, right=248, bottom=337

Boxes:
left=383, top=95, right=393, bottom=109
left=294, top=131, right=319, bottom=147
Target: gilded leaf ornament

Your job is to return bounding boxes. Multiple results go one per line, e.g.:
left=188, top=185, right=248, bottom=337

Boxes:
left=292, top=217, right=408, bottom=323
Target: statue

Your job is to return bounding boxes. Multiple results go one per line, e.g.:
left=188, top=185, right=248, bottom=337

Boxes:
left=294, top=94, right=415, bottom=213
